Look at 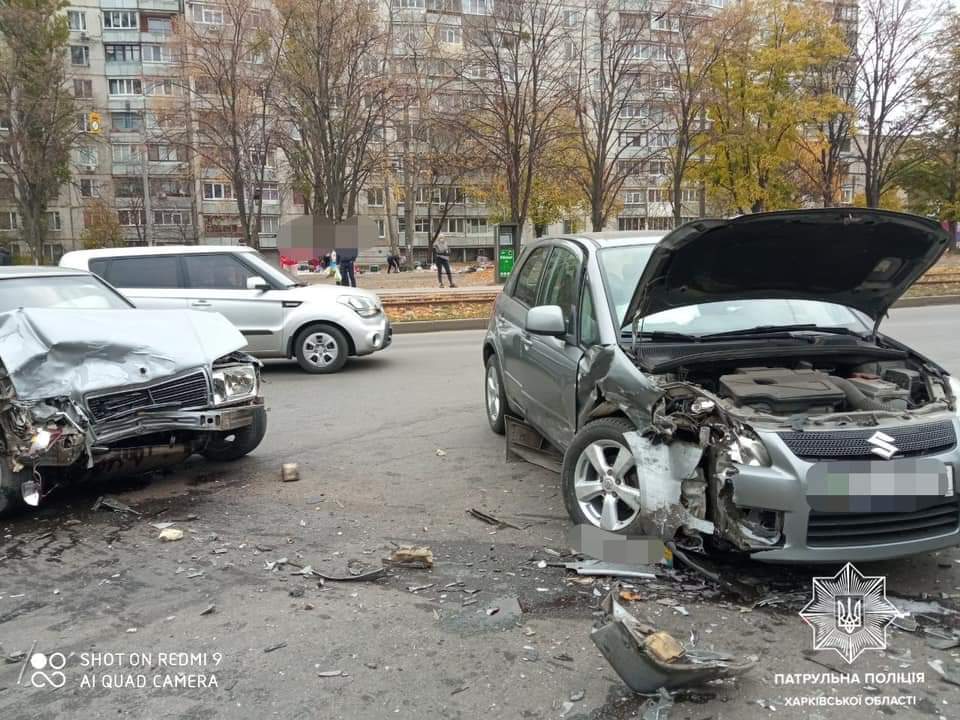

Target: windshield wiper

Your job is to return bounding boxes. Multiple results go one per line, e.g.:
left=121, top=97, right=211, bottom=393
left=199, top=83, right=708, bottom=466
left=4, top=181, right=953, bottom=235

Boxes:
left=621, top=330, right=700, bottom=342
left=699, top=324, right=866, bottom=340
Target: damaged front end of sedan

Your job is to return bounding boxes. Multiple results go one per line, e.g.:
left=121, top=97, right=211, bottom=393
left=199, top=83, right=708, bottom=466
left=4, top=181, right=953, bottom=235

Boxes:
left=0, top=308, right=267, bottom=515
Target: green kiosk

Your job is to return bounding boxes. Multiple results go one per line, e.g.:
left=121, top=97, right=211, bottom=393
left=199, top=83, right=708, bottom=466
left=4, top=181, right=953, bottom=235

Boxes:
left=495, top=223, right=519, bottom=284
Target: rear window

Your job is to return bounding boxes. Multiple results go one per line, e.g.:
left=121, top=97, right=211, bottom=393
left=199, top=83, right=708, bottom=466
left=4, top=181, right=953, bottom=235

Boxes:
left=100, top=256, right=180, bottom=288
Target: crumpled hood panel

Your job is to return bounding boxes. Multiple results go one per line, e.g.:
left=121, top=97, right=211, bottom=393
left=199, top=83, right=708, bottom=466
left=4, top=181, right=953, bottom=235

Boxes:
left=0, top=308, right=245, bottom=401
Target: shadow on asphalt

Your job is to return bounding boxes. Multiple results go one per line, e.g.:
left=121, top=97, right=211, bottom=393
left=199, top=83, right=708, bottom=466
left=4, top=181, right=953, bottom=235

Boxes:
left=259, top=355, right=393, bottom=376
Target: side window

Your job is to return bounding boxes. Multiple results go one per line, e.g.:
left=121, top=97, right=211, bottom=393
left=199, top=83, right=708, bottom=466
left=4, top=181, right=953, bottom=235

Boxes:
left=183, top=254, right=259, bottom=290
left=88, top=258, right=108, bottom=279
left=104, top=256, right=180, bottom=288
left=511, top=247, right=549, bottom=306
left=538, top=248, right=581, bottom=335
left=579, top=280, right=600, bottom=346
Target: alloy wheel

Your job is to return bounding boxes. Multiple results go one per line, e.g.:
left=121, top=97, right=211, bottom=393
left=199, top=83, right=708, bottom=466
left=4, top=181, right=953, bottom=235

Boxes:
left=573, top=439, right=641, bottom=532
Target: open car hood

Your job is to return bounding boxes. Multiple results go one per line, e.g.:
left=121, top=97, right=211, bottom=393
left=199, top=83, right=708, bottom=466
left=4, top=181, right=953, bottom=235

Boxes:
left=622, top=209, right=951, bottom=326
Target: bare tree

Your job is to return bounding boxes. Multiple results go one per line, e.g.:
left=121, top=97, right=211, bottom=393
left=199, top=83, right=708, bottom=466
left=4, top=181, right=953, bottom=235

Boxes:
left=277, top=0, right=390, bottom=227
left=180, top=0, right=288, bottom=248
left=0, top=0, right=76, bottom=262
left=571, top=0, right=656, bottom=231
left=459, top=0, right=571, bottom=251
left=854, top=0, right=941, bottom=207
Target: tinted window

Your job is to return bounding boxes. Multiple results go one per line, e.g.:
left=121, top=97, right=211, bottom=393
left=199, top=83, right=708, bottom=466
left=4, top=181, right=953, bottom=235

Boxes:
left=184, top=254, right=259, bottom=290
left=105, top=256, right=180, bottom=288
left=511, top=247, right=549, bottom=306
left=538, top=248, right=580, bottom=334
left=580, top=280, right=599, bottom=346
left=0, top=276, right=131, bottom=312
left=89, top=258, right=108, bottom=278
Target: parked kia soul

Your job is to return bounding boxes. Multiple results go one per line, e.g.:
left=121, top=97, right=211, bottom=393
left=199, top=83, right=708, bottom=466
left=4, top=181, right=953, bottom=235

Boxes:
left=482, top=209, right=960, bottom=563
left=61, top=246, right=392, bottom=373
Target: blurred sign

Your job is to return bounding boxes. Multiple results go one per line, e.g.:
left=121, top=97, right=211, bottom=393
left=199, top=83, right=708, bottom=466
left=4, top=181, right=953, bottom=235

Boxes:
left=88, top=112, right=101, bottom=134
left=495, top=223, right=518, bottom=284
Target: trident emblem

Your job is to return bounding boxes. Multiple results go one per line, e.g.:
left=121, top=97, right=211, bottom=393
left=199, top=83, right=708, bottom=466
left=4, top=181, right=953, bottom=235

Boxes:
left=835, top=595, right=863, bottom=634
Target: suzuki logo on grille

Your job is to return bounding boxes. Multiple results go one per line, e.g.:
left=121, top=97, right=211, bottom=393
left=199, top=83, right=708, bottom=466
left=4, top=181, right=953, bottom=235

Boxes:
left=867, top=431, right=898, bottom=460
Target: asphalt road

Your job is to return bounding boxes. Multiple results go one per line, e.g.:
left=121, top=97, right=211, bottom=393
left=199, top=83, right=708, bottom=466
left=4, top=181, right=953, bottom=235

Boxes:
left=1, top=306, right=959, bottom=720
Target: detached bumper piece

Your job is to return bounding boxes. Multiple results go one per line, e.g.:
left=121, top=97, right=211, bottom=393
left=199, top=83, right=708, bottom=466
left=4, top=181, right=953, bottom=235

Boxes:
left=591, top=585, right=756, bottom=693
left=92, top=402, right=262, bottom=445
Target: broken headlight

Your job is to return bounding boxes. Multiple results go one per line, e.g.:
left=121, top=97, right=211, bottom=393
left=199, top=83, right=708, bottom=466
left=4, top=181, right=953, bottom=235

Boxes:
left=212, top=364, right=259, bottom=405
left=724, top=427, right=771, bottom=467
left=337, top=294, right=381, bottom=318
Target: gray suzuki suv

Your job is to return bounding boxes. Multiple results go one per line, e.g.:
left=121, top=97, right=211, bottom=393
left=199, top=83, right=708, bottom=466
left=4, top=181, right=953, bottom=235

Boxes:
left=482, top=209, right=960, bottom=562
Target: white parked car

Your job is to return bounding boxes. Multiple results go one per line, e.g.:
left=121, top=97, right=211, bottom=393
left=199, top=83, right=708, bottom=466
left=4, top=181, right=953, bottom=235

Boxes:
left=60, top=246, right=392, bottom=373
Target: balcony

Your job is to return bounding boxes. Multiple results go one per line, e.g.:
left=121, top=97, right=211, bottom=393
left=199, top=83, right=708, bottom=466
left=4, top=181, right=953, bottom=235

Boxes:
left=105, top=61, right=143, bottom=76
left=112, top=161, right=145, bottom=176
left=100, top=0, right=180, bottom=12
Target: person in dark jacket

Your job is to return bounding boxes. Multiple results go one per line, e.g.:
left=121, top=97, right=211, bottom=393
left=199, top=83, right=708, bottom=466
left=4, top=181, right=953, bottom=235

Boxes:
left=336, top=246, right=358, bottom=287
left=433, top=235, right=455, bottom=288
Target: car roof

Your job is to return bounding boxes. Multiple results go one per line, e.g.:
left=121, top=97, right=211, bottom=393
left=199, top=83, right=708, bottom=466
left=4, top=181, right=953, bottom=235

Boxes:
left=539, top=231, right=666, bottom=249
left=0, top=265, right=91, bottom=278
left=61, top=245, right=257, bottom=262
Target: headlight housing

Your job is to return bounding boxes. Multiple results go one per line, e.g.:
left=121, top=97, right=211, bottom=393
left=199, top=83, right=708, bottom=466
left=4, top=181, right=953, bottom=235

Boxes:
left=725, top=427, right=772, bottom=467
left=212, top=364, right=259, bottom=405
left=337, top=294, right=381, bottom=318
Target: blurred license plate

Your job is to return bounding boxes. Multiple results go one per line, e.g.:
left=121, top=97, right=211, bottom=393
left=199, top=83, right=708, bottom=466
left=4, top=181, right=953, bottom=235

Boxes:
left=806, top=459, right=954, bottom=513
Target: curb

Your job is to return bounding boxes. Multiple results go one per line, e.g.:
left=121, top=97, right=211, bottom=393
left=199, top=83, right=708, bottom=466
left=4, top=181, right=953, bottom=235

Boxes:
left=392, top=318, right=489, bottom=334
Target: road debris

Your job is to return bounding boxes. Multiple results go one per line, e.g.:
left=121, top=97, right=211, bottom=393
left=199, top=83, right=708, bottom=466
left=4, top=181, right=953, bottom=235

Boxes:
left=450, top=685, right=469, bottom=696
left=186, top=570, right=204, bottom=579
left=313, top=567, right=388, bottom=582
left=565, top=559, right=657, bottom=579
left=466, top=508, right=526, bottom=531
left=289, top=586, right=305, bottom=598
left=92, top=495, right=141, bottom=515
left=280, top=463, right=299, bottom=482
left=384, top=546, right=434, bottom=569
left=435, top=448, right=447, bottom=457
left=158, top=528, right=184, bottom=542
left=263, top=642, right=287, bottom=653
left=641, top=688, right=674, bottom=720
left=150, top=521, right=175, bottom=530
left=928, top=658, right=960, bottom=687
left=317, top=670, right=345, bottom=678
left=591, top=585, right=756, bottom=693
left=264, top=558, right=289, bottom=571
left=407, top=583, right=435, bottom=593
left=200, top=604, right=216, bottom=616
left=569, top=689, right=585, bottom=702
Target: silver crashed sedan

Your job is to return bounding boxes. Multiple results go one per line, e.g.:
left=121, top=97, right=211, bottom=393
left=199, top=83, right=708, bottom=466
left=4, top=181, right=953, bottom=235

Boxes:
left=0, top=266, right=266, bottom=516
left=482, top=209, right=960, bottom=563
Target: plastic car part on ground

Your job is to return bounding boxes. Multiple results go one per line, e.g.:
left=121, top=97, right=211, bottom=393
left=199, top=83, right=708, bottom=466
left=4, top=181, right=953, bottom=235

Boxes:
left=591, top=584, right=757, bottom=694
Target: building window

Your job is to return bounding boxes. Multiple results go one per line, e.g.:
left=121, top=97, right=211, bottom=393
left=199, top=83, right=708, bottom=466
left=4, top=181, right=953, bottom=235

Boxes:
left=648, top=217, right=674, bottom=231
left=103, top=11, right=138, bottom=29
left=203, top=182, right=233, bottom=200
left=111, top=112, right=143, bottom=131
left=680, top=188, right=698, bottom=203
left=647, top=188, right=669, bottom=202
left=254, top=183, right=279, bottom=202
left=466, top=218, right=488, bottom=234
left=146, top=79, right=182, bottom=97
left=258, top=215, right=279, bottom=235
left=375, top=219, right=385, bottom=238
left=117, top=209, right=146, bottom=226
left=624, top=191, right=644, bottom=205
left=151, top=179, right=191, bottom=197
left=563, top=10, right=579, bottom=27
left=652, top=14, right=680, bottom=32
left=445, top=217, right=464, bottom=234
left=111, top=144, right=141, bottom=162
left=841, top=187, right=854, bottom=204
left=617, top=216, right=646, bottom=231
left=392, top=0, right=425, bottom=7
left=147, top=144, right=182, bottom=162
left=67, top=10, right=86, bottom=31
left=0, top=211, right=17, bottom=231
left=74, top=146, right=98, bottom=168
left=414, top=217, right=430, bottom=233
left=145, top=15, right=173, bottom=33
left=439, top=26, right=461, bottom=44
left=191, top=4, right=225, bottom=24
left=105, top=44, right=141, bottom=62
left=79, top=178, right=98, bottom=198
left=154, top=210, right=191, bottom=226
left=73, top=79, right=93, bottom=98
left=70, top=46, right=90, bottom=66
left=249, top=149, right=275, bottom=168
left=367, top=188, right=384, bottom=207
left=47, top=211, right=62, bottom=231
left=76, top=113, right=91, bottom=132
left=109, top=78, right=143, bottom=96
left=115, top=178, right=144, bottom=198
left=462, top=0, right=487, bottom=15
left=205, top=215, right=242, bottom=235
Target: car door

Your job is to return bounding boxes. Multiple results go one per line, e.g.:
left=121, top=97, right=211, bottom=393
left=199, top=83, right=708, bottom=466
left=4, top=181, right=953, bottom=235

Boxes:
left=520, top=243, right=585, bottom=449
left=495, top=245, right=551, bottom=415
left=92, top=255, right=188, bottom=309
left=180, top=253, right=285, bottom=355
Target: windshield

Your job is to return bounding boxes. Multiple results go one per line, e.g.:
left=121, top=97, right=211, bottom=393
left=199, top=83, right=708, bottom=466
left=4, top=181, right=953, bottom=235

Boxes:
left=597, top=245, right=869, bottom=336
left=242, top=252, right=300, bottom=287
left=0, top=275, right=132, bottom=312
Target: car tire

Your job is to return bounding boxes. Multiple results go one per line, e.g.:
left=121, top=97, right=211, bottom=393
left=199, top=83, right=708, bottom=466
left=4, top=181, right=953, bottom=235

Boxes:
left=484, top=354, right=507, bottom=435
left=561, top=417, right=647, bottom=534
left=201, top=406, right=267, bottom=462
left=0, top=464, right=29, bottom=518
left=294, top=323, right=349, bottom=374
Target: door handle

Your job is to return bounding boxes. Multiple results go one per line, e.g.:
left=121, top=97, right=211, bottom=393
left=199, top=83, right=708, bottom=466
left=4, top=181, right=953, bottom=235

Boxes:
left=519, top=333, right=533, bottom=350
left=190, top=300, right=212, bottom=308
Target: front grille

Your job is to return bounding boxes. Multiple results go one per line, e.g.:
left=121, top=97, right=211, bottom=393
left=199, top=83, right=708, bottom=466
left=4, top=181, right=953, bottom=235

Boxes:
left=807, top=497, right=960, bottom=547
left=87, top=371, right=210, bottom=422
left=780, top=420, right=957, bottom=460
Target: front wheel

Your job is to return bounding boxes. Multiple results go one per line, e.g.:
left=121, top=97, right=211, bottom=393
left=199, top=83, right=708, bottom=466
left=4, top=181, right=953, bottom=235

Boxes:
left=484, top=354, right=507, bottom=434
left=561, top=417, right=645, bottom=533
left=294, top=323, right=349, bottom=374
left=201, top=406, right=267, bottom=462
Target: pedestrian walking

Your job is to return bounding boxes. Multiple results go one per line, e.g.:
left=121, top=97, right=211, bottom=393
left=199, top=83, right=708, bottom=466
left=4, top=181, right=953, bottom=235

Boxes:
left=337, top=246, right=358, bottom=287
left=434, top=235, right=455, bottom=288
left=387, top=254, right=401, bottom=273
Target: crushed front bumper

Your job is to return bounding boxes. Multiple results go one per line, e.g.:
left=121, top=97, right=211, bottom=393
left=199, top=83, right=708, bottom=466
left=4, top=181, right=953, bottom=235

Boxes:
left=731, top=423, right=960, bottom=563
left=91, top=400, right=263, bottom=445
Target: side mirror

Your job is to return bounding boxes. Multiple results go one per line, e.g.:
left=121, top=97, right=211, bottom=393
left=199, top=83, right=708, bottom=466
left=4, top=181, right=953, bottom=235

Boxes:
left=525, top=305, right=567, bottom=337
left=246, top=276, right=270, bottom=291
